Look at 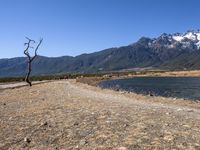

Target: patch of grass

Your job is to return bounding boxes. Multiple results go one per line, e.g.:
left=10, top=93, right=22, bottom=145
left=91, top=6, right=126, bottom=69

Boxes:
left=0, top=70, right=170, bottom=83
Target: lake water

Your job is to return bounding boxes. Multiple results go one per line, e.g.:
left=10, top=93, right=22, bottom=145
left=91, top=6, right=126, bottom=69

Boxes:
left=99, top=77, right=200, bottom=101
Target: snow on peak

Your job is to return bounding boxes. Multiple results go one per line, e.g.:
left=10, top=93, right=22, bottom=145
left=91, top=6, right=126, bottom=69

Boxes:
left=172, top=35, right=184, bottom=42
left=170, top=30, right=200, bottom=49
left=184, top=32, right=196, bottom=40
left=137, top=30, right=200, bottom=50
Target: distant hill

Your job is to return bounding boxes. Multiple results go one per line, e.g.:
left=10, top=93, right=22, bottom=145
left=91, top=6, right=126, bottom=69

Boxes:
left=1, top=30, right=200, bottom=77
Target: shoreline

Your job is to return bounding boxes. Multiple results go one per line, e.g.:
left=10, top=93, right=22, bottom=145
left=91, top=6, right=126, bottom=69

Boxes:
left=0, top=80, right=200, bottom=149
left=76, top=76, right=200, bottom=110
left=76, top=79, right=200, bottom=110
left=76, top=70, right=200, bottom=86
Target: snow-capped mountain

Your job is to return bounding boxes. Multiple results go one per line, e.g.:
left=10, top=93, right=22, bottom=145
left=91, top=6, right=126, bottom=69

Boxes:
left=147, top=30, right=200, bottom=50
left=1, top=29, right=200, bottom=77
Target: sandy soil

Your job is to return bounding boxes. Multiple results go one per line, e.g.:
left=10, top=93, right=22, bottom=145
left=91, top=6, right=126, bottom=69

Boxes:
left=0, top=80, right=200, bottom=150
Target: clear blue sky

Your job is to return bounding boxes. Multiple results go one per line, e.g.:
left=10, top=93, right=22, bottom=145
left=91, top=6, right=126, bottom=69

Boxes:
left=0, top=0, right=200, bottom=58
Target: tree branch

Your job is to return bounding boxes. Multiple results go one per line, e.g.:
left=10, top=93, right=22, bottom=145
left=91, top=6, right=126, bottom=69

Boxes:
left=31, top=38, right=43, bottom=61
left=24, top=37, right=43, bottom=86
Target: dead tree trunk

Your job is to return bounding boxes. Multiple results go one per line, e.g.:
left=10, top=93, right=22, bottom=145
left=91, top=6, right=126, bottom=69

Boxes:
left=24, top=37, right=43, bottom=86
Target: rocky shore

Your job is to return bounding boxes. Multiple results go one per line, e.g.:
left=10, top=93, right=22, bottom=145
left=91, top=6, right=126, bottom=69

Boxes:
left=0, top=80, right=200, bottom=149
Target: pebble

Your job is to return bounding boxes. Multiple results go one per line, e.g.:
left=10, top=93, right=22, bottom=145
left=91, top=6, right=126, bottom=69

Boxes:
left=24, top=137, right=31, bottom=143
left=165, top=123, right=169, bottom=126
left=79, top=130, right=90, bottom=137
left=41, top=122, right=48, bottom=126
left=123, top=123, right=129, bottom=127
left=149, top=93, right=154, bottom=96
left=163, top=135, right=174, bottom=141
left=73, top=122, right=79, bottom=126
left=183, top=124, right=191, bottom=128
left=117, top=147, right=127, bottom=150
left=187, top=109, right=194, bottom=112
left=165, top=112, right=170, bottom=115
left=79, top=139, right=87, bottom=145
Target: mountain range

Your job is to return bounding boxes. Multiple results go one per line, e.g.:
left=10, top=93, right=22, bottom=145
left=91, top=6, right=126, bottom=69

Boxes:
left=1, top=30, right=200, bottom=77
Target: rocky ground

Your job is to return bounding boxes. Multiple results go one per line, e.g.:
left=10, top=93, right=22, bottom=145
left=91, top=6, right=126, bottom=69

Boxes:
left=0, top=81, right=49, bottom=90
left=0, top=80, right=200, bottom=150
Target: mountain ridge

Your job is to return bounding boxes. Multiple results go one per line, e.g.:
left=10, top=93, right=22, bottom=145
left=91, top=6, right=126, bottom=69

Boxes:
left=1, top=29, right=200, bottom=77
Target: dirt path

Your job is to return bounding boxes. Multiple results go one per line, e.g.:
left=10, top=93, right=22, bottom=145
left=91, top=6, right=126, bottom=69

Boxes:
left=0, top=81, right=50, bottom=90
left=0, top=80, right=200, bottom=150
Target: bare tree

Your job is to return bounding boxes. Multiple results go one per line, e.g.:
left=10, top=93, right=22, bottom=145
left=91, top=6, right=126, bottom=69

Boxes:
left=24, top=37, right=43, bottom=86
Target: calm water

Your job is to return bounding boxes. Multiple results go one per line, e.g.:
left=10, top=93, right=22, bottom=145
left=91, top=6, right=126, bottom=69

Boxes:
left=99, top=77, right=200, bottom=101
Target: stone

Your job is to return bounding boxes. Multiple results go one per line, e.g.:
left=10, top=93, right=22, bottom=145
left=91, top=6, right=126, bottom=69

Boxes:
left=42, top=122, right=48, bottom=126
left=73, top=122, right=79, bottom=126
left=187, top=109, right=194, bottom=112
left=149, top=93, right=154, bottom=96
left=163, top=135, right=173, bottom=141
left=79, top=139, right=87, bottom=145
left=24, top=137, right=31, bottom=143
left=116, top=89, right=120, bottom=91
left=123, top=123, right=129, bottom=127
left=117, top=147, right=127, bottom=150
left=79, top=130, right=90, bottom=137
left=165, top=123, right=169, bottom=126
left=40, top=121, right=48, bottom=126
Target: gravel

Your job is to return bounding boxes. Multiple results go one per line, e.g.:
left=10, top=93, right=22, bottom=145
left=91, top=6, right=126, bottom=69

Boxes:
left=0, top=80, right=200, bottom=149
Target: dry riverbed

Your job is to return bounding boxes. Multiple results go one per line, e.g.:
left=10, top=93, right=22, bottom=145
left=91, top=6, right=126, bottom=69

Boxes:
left=0, top=80, right=200, bottom=149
